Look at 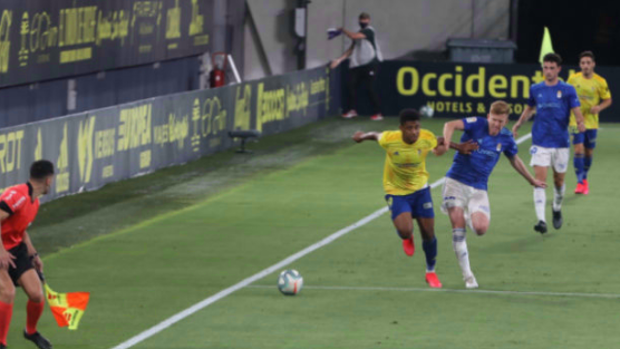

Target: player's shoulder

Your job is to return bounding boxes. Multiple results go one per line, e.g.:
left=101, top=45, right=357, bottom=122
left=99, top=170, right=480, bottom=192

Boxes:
left=593, top=73, right=608, bottom=85
left=568, top=72, right=582, bottom=81
left=1, top=184, right=28, bottom=198
left=0, top=184, right=30, bottom=212
left=380, top=130, right=402, bottom=143
left=464, top=116, right=485, bottom=125
left=558, top=80, right=577, bottom=93
left=499, top=127, right=515, bottom=140
left=530, top=82, right=546, bottom=90
left=419, top=129, right=436, bottom=139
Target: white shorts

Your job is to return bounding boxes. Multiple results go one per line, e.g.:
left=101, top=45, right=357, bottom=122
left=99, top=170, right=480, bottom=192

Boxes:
left=441, top=177, right=491, bottom=220
left=529, top=146, right=569, bottom=173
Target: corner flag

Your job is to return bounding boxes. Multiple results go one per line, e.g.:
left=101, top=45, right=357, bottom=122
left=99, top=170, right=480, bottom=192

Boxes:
left=539, top=27, right=555, bottom=65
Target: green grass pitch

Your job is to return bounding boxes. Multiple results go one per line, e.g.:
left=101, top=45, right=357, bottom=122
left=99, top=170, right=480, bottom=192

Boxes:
left=8, top=117, right=620, bottom=348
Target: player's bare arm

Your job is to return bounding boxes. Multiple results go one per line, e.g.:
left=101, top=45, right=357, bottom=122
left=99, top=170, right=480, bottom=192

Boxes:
left=23, top=232, right=42, bottom=272
left=443, top=120, right=479, bottom=155
left=0, top=210, right=16, bottom=270
left=507, top=155, right=547, bottom=188
left=512, top=105, right=536, bottom=138
left=330, top=42, right=355, bottom=69
left=572, top=107, right=587, bottom=133
left=432, top=136, right=447, bottom=156
left=591, top=97, right=612, bottom=115
left=352, top=131, right=381, bottom=143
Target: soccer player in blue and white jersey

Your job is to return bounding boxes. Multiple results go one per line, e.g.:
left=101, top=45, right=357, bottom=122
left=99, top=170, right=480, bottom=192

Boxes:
left=512, top=53, right=586, bottom=234
left=443, top=101, right=546, bottom=288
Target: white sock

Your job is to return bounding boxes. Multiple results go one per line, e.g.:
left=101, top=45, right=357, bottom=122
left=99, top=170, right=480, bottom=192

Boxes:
left=452, top=228, right=472, bottom=278
left=553, top=184, right=565, bottom=211
left=534, top=187, right=546, bottom=222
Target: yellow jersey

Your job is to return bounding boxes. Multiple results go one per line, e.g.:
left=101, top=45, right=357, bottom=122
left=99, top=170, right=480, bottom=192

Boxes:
left=378, top=129, right=437, bottom=195
left=568, top=72, right=611, bottom=129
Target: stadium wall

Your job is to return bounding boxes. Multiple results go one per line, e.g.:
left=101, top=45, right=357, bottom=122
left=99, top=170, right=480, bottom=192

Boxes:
left=0, top=65, right=341, bottom=202
left=350, top=60, right=620, bottom=123
left=246, top=0, right=510, bottom=79
left=0, top=57, right=201, bottom=129
left=0, top=0, right=213, bottom=88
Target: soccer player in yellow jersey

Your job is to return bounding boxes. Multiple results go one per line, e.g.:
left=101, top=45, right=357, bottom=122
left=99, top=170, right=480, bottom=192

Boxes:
left=568, top=51, right=612, bottom=195
left=352, top=109, right=452, bottom=288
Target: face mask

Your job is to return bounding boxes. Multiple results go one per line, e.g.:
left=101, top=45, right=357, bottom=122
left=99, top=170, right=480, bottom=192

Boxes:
left=359, top=22, right=368, bottom=29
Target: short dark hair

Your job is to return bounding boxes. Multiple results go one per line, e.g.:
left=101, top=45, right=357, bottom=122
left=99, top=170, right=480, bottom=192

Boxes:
left=359, top=12, right=370, bottom=20
left=30, top=160, right=54, bottom=180
left=399, top=109, right=421, bottom=125
left=579, top=51, right=595, bottom=62
left=543, top=53, right=562, bottom=66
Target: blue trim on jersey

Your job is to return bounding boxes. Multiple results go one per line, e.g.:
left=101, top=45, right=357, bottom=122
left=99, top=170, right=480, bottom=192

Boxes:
left=528, top=81, right=580, bottom=148
left=572, top=129, right=598, bottom=149
left=385, top=187, right=435, bottom=220
left=446, top=117, right=518, bottom=190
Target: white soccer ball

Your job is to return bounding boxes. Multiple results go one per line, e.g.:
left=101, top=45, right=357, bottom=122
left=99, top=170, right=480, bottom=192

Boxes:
left=420, top=105, right=434, bottom=118
left=277, top=269, right=304, bottom=296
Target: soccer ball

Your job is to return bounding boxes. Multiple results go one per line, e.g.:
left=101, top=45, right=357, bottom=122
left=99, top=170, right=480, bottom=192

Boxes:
left=420, top=105, right=434, bottom=118
left=277, top=269, right=303, bottom=296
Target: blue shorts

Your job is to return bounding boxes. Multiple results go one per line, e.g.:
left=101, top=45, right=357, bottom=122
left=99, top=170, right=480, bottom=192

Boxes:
left=385, top=187, right=435, bottom=221
left=572, top=129, right=598, bottom=149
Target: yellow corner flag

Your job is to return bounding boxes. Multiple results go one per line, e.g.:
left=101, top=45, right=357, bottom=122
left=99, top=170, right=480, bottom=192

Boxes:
left=44, top=283, right=90, bottom=330
left=539, top=26, right=555, bottom=65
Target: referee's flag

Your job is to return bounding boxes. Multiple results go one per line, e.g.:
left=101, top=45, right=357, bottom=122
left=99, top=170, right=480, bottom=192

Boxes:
left=44, top=283, right=90, bottom=330
left=539, top=27, right=555, bottom=65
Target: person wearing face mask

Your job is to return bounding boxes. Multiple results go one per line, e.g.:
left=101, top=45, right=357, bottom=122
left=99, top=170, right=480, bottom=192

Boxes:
left=330, top=12, right=383, bottom=121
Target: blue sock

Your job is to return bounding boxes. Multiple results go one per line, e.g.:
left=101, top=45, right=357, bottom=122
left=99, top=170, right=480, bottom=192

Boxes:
left=584, top=156, right=593, bottom=180
left=422, top=238, right=437, bottom=272
left=574, top=154, right=585, bottom=184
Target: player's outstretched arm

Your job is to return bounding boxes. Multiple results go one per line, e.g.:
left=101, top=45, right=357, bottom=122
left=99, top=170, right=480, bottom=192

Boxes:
left=443, top=120, right=478, bottom=154
left=572, top=107, right=587, bottom=133
left=432, top=136, right=447, bottom=156
left=512, top=105, right=536, bottom=138
left=507, top=155, right=547, bottom=188
left=443, top=119, right=464, bottom=147
left=352, top=131, right=381, bottom=143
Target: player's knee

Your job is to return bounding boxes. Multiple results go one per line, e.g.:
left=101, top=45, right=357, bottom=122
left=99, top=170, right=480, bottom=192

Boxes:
left=28, top=291, right=44, bottom=303
left=396, top=228, right=412, bottom=239
left=471, top=217, right=488, bottom=236
left=473, top=223, right=488, bottom=236
left=0, top=285, right=16, bottom=302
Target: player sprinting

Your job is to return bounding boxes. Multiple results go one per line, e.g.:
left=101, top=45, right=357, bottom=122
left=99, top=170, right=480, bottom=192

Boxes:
left=0, top=160, right=55, bottom=349
left=513, top=53, right=586, bottom=234
left=567, top=51, right=612, bottom=195
left=352, top=109, right=447, bottom=288
left=442, top=101, right=546, bottom=288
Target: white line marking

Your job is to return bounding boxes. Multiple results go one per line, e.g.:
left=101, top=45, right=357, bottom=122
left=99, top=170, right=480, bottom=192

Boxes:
left=111, top=132, right=533, bottom=349
left=246, top=284, right=620, bottom=299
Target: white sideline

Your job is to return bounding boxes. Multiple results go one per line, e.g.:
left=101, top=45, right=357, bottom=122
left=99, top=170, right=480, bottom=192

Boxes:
left=247, top=284, right=620, bottom=299
left=111, top=132, right=533, bottom=349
